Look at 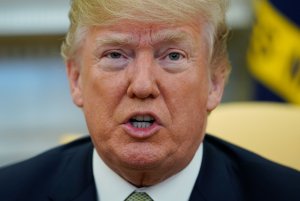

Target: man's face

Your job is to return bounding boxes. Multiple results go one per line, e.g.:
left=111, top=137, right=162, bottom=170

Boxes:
left=67, top=21, right=225, bottom=186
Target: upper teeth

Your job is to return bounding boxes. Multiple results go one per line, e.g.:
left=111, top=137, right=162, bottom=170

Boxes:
left=132, top=115, right=154, bottom=122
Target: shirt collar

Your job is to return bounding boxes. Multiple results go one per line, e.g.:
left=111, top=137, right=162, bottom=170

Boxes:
left=93, top=144, right=203, bottom=201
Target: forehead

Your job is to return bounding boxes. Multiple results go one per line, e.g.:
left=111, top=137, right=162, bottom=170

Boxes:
left=87, top=21, right=206, bottom=47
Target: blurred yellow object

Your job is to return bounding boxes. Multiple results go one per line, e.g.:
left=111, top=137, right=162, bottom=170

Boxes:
left=207, top=102, right=300, bottom=171
left=247, top=0, right=300, bottom=104
left=59, top=133, right=83, bottom=144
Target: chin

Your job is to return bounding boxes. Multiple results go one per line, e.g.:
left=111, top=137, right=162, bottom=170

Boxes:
left=117, top=143, right=166, bottom=170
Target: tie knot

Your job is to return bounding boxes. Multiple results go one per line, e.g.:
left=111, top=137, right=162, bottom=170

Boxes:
left=125, top=191, right=154, bottom=201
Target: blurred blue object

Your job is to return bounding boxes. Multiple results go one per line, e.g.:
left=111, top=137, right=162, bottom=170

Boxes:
left=270, top=0, right=300, bottom=26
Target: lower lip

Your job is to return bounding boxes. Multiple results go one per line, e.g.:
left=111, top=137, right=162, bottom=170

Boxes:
left=122, top=122, right=161, bottom=139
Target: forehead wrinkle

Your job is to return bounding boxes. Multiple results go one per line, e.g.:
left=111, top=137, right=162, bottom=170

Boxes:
left=93, top=28, right=199, bottom=50
left=152, top=30, right=189, bottom=43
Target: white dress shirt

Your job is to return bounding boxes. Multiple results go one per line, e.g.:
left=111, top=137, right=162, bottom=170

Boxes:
left=93, top=144, right=203, bottom=201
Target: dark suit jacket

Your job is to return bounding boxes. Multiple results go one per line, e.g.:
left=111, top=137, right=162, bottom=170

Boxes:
left=0, top=135, right=299, bottom=201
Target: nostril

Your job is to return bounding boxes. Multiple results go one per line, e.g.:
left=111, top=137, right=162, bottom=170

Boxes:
left=126, top=74, right=160, bottom=99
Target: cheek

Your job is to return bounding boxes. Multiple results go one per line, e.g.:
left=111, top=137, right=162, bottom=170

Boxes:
left=81, top=70, right=128, bottom=136
left=162, top=70, right=209, bottom=144
left=166, top=68, right=210, bottom=118
left=83, top=68, right=126, bottom=108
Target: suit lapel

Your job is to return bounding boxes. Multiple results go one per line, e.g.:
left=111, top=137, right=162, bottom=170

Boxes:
left=189, top=135, right=244, bottom=201
left=68, top=184, right=97, bottom=201
left=47, top=135, right=244, bottom=201
left=48, top=140, right=97, bottom=201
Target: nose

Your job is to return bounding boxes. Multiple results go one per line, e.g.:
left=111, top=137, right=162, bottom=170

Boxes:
left=127, top=53, right=160, bottom=99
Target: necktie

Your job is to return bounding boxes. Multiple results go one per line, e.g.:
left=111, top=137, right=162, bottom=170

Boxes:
left=125, top=191, right=154, bottom=201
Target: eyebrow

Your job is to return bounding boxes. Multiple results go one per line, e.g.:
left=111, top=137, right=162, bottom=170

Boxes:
left=95, top=29, right=194, bottom=48
left=95, top=34, right=136, bottom=47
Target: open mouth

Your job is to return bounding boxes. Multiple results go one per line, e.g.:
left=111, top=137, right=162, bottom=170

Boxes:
left=129, top=115, right=155, bottom=129
left=123, top=113, right=161, bottom=138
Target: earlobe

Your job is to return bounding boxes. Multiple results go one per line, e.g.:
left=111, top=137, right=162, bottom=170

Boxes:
left=66, top=60, right=84, bottom=108
left=206, top=67, right=226, bottom=112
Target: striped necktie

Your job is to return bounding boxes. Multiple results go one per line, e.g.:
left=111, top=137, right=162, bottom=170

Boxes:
left=125, top=191, right=154, bottom=201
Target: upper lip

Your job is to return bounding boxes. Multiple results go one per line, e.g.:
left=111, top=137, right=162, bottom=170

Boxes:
left=123, top=111, right=162, bottom=125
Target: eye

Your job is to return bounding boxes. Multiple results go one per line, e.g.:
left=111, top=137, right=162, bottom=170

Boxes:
left=106, top=51, right=123, bottom=59
left=168, top=52, right=182, bottom=61
left=94, top=49, right=131, bottom=71
left=157, top=49, right=189, bottom=73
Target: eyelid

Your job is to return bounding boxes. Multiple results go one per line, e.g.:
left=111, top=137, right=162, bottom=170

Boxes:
left=102, top=49, right=127, bottom=58
left=93, top=49, right=130, bottom=71
left=156, top=48, right=190, bottom=73
left=161, top=49, right=187, bottom=60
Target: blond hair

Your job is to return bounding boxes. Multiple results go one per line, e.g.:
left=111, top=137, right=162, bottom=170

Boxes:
left=61, top=0, right=230, bottom=74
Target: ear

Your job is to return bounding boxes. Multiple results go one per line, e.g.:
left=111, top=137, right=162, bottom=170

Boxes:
left=206, top=65, right=227, bottom=112
left=66, top=60, right=84, bottom=108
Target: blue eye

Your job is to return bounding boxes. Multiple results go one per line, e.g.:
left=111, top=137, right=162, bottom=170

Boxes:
left=168, top=52, right=181, bottom=61
left=108, top=52, right=122, bottom=59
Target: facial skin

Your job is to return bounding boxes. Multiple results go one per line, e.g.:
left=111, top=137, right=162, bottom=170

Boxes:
left=66, top=20, right=226, bottom=187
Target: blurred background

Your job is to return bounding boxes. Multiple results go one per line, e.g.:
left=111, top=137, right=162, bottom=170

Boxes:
left=0, top=0, right=299, bottom=166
